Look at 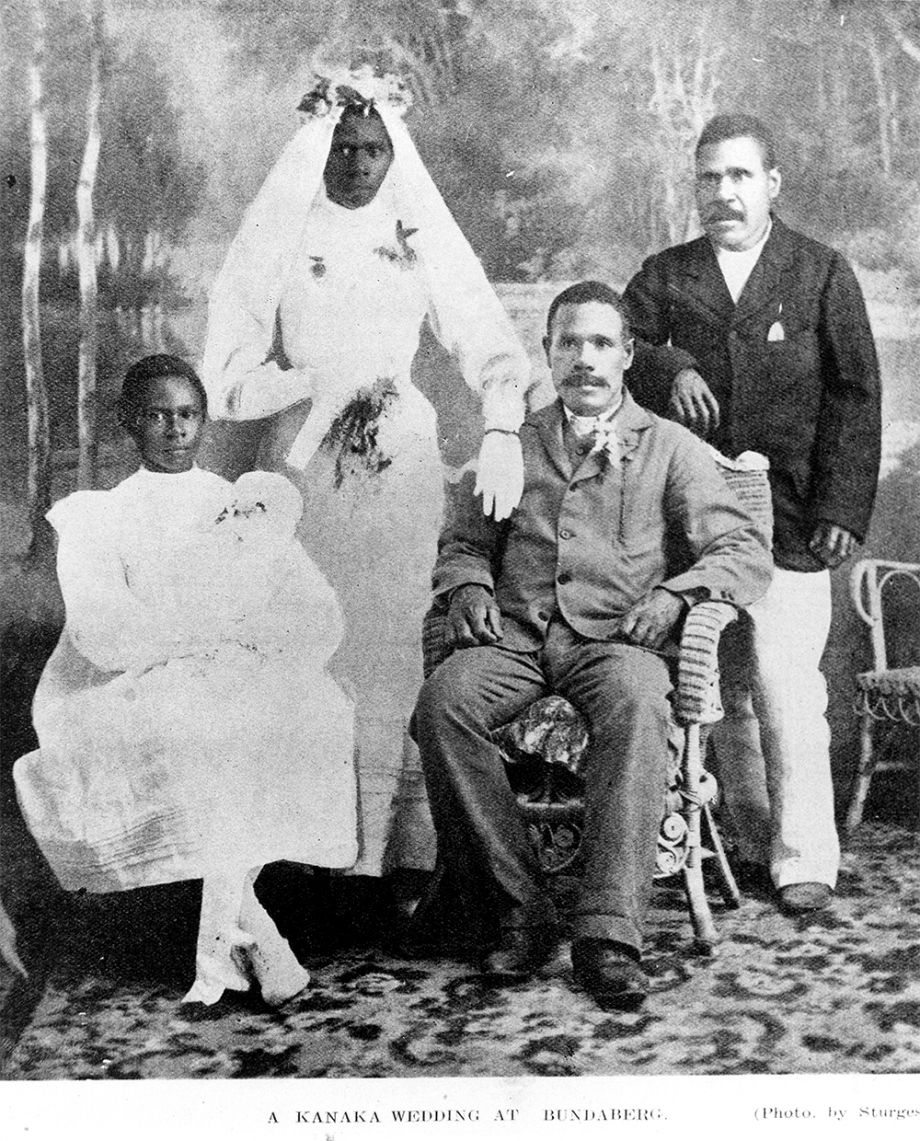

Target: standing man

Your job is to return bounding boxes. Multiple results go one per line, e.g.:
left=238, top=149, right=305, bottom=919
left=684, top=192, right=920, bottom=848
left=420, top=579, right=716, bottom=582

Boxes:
left=414, top=282, right=771, bottom=1008
left=624, top=113, right=881, bottom=913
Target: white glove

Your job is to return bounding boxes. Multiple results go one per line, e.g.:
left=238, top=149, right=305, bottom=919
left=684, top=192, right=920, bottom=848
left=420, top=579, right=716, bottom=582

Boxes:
left=474, top=431, right=524, bottom=522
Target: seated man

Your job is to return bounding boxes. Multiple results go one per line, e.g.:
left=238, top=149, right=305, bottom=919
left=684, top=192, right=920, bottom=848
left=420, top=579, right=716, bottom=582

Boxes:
left=413, top=281, right=772, bottom=1009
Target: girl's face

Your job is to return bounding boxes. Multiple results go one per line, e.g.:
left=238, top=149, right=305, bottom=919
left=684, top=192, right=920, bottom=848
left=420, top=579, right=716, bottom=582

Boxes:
left=129, top=375, right=205, bottom=473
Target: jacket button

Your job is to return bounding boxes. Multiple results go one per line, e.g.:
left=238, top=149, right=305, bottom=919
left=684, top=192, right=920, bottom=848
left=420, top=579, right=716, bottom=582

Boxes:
left=557, top=571, right=572, bottom=585
left=537, top=610, right=550, bottom=622
left=559, top=528, right=572, bottom=540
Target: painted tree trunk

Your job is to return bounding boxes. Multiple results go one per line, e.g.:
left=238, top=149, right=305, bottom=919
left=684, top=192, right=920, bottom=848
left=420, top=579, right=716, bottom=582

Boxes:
left=648, top=32, right=722, bottom=248
left=865, top=33, right=893, bottom=178
left=22, top=0, right=51, bottom=559
left=76, top=0, right=104, bottom=490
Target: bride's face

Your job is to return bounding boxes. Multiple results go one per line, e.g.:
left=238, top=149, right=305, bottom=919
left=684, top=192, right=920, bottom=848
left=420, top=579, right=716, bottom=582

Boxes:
left=129, top=375, right=205, bottom=474
left=323, top=109, right=394, bottom=209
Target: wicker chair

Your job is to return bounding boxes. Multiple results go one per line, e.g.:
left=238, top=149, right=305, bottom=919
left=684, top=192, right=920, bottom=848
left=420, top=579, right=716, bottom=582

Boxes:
left=845, top=559, right=920, bottom=831
left=422, top=449, right=773, bottom=954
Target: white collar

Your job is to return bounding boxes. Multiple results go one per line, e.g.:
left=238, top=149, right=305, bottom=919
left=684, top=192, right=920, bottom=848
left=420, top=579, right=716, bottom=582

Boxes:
left=714, top=217, right=772, bottom=263
left=133, top=464, right=206, bottom=485
left=562, top=393, right=624, bottom=438
left=713, top=219, right=772, bottom=304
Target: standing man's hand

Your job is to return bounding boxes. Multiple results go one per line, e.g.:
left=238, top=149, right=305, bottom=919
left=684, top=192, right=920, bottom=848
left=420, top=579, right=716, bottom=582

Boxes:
left=670, top=369, right=721, bottom=436
left=447, top=584, right=504, bottom=648
left=616, top=588, right=685, bottom=650
left=808, top=522, right=858, bottom=570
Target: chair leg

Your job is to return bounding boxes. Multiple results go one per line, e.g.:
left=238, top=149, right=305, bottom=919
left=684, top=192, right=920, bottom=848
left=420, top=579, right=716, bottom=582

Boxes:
left=701, top=802, right=740, bottom=909
left=681, top=724, right=719, bottom=954
left=845, top=712, right=875, bottom=833
left=682, top=847, right=719, bottom=954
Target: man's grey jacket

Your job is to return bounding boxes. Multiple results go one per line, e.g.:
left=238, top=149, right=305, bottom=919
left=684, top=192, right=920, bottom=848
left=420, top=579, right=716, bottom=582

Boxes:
left=433, top=393, right=772, bottom=650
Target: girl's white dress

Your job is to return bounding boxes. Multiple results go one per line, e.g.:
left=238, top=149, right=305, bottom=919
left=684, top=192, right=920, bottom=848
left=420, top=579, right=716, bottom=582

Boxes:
left=14, top=467, right=356, bottom=1005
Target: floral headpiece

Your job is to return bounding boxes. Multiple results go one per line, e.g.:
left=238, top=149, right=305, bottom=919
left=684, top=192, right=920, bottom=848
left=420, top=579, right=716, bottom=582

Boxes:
left=297, top=65, right=412, bottom=120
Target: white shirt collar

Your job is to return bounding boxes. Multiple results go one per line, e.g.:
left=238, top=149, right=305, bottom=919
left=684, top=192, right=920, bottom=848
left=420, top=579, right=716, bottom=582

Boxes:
left=714, top=218, right=773, bottom=304
left=136, top=463, right=202, bottom=478
left=562, top=393, right=624, bottom=438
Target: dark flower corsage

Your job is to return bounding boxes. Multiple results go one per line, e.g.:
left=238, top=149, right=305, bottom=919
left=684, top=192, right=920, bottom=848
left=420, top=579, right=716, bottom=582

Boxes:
left=375, top=220, right=418, bottom=269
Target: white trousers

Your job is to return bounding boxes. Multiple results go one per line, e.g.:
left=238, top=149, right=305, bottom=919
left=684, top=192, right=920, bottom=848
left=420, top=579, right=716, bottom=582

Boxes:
left=712, top=567, right=840, bottom=888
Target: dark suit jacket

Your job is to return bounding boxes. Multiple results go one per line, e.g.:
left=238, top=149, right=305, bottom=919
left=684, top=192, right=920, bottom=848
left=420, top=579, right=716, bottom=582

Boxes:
left=433, top=394, right=772, bottom=651
left=623, top=216, right=881, bottom=570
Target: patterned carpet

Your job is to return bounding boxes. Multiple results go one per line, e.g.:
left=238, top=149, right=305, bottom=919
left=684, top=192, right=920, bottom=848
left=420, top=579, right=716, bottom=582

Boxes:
left=2, top=820, right=919, bottom=1081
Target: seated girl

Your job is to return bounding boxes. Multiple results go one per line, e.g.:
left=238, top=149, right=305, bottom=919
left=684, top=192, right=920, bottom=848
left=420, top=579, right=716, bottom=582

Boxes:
left=14, top=354, right=357, bottom=1006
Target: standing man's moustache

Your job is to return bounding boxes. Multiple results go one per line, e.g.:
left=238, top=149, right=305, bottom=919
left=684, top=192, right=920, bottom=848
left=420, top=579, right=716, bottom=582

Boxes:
left=707, top=208, right=744, bottom=222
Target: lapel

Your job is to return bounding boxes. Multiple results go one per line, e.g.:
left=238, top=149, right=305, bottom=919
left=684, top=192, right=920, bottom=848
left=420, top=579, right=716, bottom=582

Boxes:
left=733, top=216, right=796, bottom=328
left=614, top=392, right=653, bottom=461
left=568, top=393, right=652, bottom=487
left=531, top=400, right=573, bottom=482
left=668, top=237, right=735, bottom=329
left=530, top=394, right=653, bottom=488
left=569, top=436, right=606, bottom=486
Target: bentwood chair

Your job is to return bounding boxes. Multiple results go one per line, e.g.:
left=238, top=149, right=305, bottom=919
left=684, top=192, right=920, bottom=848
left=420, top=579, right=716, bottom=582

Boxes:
left=846, top=559, right=920, bottom=831
left=422, top=449, right=773, bottom=953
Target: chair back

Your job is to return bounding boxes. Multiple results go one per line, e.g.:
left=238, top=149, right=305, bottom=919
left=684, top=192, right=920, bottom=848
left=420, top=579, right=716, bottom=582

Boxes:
left=708, top=448, right=773, bottom=547
left=422, top=601, right=452, bottom=680
left=850, top=559, right=920, bottom=673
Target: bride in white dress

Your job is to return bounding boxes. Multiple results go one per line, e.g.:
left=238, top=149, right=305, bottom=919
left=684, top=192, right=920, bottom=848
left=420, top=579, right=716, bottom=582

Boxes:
left=14, top=355, right=356, bottom=1006
left=201, top=67, right=532, bottom=878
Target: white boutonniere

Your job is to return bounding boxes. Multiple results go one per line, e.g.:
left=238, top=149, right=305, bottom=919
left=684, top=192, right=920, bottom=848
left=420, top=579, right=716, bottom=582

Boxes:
left=590, top=424, right=621, bottom=467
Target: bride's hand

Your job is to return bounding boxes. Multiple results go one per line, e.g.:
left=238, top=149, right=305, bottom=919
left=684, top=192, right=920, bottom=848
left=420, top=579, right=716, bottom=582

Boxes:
left=474, top=431, right=524, bottom=522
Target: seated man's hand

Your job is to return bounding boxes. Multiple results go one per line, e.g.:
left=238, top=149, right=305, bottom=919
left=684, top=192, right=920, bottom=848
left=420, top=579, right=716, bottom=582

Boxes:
left=670, top=368, right=720, bottom=436
left=616, top=588, right=685, bottom=650
left=808, top=521, right=858, bottom=570
left=448, top=584, right=504, bottom=648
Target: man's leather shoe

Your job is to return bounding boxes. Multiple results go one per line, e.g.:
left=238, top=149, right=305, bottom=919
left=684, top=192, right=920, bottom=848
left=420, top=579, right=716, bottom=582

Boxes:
left=778, top=882, right=832, bottom=914
left=571, top=938, right=649, bottom=1010
left=479, top=926, right=559, bottom=977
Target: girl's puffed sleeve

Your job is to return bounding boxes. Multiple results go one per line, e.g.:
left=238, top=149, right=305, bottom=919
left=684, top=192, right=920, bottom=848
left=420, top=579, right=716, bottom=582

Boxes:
left=49, top=493, right=204, bottom=674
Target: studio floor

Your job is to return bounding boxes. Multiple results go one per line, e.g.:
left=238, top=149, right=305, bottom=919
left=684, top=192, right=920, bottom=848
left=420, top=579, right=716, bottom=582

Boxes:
left=2, top=820, right=918, bottom=1081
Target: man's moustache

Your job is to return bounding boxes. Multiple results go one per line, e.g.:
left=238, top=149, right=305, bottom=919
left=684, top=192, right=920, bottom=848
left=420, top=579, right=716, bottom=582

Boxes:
left=563, top=376, right=605, bottom=387
left=706, top=209, right=744, bottom=222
